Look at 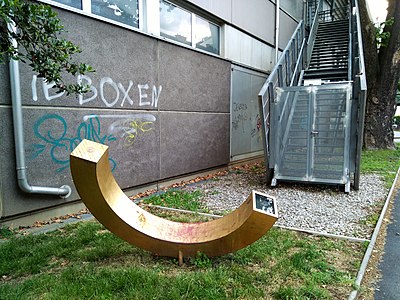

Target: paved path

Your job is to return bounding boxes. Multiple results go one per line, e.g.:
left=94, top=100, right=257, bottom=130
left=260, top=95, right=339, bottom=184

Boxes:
left=375, top=187, right=400, bottom=299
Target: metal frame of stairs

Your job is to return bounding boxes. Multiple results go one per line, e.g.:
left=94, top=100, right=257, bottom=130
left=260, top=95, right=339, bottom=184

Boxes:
left=258, top=0, right=367, bottom=192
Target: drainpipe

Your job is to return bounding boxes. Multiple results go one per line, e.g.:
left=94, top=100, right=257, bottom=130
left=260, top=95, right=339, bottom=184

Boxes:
left=8, top=23, right=71, bottom=198
left=275, top=0, right=280, bottom=63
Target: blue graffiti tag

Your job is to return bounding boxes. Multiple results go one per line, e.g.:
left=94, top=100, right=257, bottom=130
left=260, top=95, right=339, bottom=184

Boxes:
left=30, top=114, right=117, bottom=173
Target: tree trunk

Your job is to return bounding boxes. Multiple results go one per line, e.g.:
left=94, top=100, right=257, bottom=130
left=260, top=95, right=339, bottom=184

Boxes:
left=360, top=0, right=400, bottom=149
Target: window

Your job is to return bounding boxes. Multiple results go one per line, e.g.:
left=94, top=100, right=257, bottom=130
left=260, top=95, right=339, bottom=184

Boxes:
left=160, top=1, right=192, bottom=46
left=194, top=16, right=219, bottom=55
left=52, top=0, right=82, bottom=9
left=46, top=0, right=220, bottom=55
left=160, top=0, right=220, bottom=55
left=49, top=0, right=139, bottom=28
left=91, top=0, right=139, bottom=28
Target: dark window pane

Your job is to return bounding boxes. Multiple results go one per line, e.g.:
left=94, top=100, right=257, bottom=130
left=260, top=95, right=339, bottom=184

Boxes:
left=195, top=16, right=219, bottom=55
left=52, top=0, right=82, bottom=9
left=160, top=0, right=192, bottom=46
left=92, top=0, right=139, bottom=28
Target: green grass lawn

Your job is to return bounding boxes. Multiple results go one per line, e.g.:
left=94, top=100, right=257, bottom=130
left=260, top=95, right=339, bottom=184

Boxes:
left=0, top=146, right=399, bottom=299
left=361, top=144, right=400, bottom=187
left=0, top=221, right=362, bottom=299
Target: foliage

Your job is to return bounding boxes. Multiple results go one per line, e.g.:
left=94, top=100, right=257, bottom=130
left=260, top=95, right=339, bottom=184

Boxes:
left=374, top=17, right=395, bottom=48
left=192, top=251, right=212, bottom=268
left=0, top=0, right=94, bottom=94
left=394, top=115, right=400, bottom=126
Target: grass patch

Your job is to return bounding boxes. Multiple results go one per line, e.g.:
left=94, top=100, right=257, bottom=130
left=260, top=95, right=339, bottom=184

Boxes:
left=361, top=144, right=400, bottom=186
left=141, top=190, right=207, bottom=212
left=0, top=227, right=16, bottom=239
left=3, top=149, right=398, bottom=299
left=0, top=219, right=362, bottom=299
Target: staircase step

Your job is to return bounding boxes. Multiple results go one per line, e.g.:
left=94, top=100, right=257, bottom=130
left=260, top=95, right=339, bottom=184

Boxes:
left=317, top=24, right=348, bottom=31
left=312, top=51, right=348, bottom=57
left=310, top=51, right=348, bottom=58
left=315, top=35, right=349, bottom=41
left=305, top=68, right=348, bottom=74
left=316, top=33, right=348, bottom=40
left=309, top=64, right=348, bottom=70
left=303, top=70, right=348, bottom=81
left=314, top=40, right=349, bottom=46
left=311, top=48, right=348, bottom=54
left=317, top=28, right=348, bottom=35
left=310, top=58, right=348, bottom=64
left=318, top=20, right=349, bottom=28
left=312, top=47, right=348, bottom=54
left=313, top=43, right=349, bottom=49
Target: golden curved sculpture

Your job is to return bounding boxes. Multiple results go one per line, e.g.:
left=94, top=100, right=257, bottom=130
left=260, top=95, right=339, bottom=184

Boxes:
left=70, top=139, right=278, bottom=258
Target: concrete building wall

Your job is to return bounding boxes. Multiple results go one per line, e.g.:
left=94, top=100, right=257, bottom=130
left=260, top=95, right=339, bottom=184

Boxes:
left=0, top=0, right=303, bottom=223
left=0, top=7, right=230, bottom=219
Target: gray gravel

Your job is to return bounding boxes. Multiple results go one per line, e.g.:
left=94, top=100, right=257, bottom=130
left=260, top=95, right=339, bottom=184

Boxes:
left=181, top=170, right=388, bottom=239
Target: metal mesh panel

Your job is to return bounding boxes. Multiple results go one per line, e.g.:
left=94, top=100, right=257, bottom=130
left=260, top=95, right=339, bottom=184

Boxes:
left=272, top=84, right=351, bottom=185
left=274, top=89, right=310, bottom=178
left=312, top=89, right=347, bottom=180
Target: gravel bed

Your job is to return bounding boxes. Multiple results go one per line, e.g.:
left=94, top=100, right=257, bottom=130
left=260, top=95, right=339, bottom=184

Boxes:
left=181, top=168, right=388, bottom=239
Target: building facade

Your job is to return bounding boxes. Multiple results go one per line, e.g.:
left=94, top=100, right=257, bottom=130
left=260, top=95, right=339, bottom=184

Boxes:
left=0, top=0, right=303, bottom=225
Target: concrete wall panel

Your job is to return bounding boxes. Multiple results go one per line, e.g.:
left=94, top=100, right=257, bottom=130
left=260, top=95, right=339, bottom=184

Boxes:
left=158, top=42, right=230, bottom=113
left=0, top=64, right=10, bottom=105
left=19, top=8, right=159, bottom=110
left=160, top=112, right=229, bottom=178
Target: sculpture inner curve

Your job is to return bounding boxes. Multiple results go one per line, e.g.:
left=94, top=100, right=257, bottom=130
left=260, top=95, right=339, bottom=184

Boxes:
left=70, top=139, right=278, bottom=258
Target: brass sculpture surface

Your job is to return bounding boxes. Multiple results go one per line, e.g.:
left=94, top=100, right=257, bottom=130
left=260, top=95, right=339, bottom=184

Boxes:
left=70, top=139, right=278, bottom=258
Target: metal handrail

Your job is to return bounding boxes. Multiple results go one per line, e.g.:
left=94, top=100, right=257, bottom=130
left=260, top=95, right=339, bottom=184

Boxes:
left=306, top=0, right=323, bottom=67
left=351, top=0, right=367, bottom=190
left=258, top=20, right=306, bottom=171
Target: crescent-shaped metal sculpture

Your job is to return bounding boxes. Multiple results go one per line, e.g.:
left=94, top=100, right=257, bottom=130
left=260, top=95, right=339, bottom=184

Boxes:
left=70, top=139, right=278, bottom=258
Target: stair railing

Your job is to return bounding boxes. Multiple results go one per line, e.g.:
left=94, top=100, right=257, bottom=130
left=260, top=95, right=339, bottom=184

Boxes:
left=350, top=0, right=367, bottom=190
left=306, top=0, right=324, bottom=68
left=258, top=20, right=306, bottom=176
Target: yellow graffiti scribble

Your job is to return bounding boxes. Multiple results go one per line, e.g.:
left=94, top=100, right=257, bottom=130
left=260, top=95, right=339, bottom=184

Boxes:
left=124, top=121, right=154, bottom=146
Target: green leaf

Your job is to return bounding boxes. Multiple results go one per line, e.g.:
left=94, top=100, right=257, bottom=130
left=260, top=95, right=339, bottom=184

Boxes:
left=0, top=0, right=94, bottom=95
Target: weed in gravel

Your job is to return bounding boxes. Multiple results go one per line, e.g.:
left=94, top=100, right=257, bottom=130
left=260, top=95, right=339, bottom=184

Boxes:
left=0, top=227, right=16, bottom=239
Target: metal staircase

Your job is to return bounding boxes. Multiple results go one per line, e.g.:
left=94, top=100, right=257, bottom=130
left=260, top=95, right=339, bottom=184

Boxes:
left=303, top=19, right=349, bottom=83
left=258, top=0, right=367, bottom=192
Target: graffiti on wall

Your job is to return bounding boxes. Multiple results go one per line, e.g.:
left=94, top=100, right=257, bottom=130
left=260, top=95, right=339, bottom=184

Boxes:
left=30, top=114, right=117, bottom=173
left=84, top=114, right=156, bottom=147
left=28, top=73, right=161, bottom=173
left=29, top=113, right=157, bottom=173
left=231, top=102, right=249, bottom=133
left=250, top=114, right=262, bottom=142
left=31, top=75, right=162, bottom=108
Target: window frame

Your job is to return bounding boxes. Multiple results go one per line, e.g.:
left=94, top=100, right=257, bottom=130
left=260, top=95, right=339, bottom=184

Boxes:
left=38, top=0, right=221, bottom=56
left=39, top=0, right=145, bottom=31
left=160, top=0, right=221, bottom=55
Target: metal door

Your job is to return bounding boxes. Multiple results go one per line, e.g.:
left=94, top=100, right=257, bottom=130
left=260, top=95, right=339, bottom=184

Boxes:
left=271, top=83, right=352, bottom=190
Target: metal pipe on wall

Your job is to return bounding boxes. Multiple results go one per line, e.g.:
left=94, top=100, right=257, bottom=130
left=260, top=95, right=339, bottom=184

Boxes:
left=8, top=24, right=71, bottom=199
left=275, top=0, right=280, bottom=63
